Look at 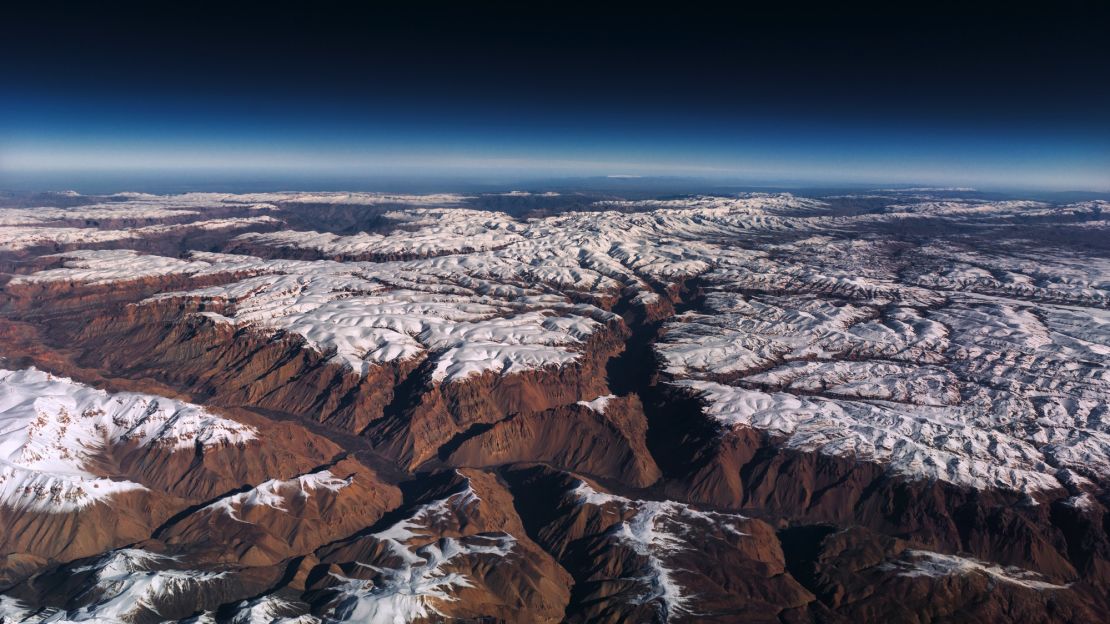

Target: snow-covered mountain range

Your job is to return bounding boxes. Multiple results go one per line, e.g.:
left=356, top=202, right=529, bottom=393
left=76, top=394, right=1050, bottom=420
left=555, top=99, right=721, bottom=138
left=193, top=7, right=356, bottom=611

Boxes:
left=0, top=189, right=1107, bottom=622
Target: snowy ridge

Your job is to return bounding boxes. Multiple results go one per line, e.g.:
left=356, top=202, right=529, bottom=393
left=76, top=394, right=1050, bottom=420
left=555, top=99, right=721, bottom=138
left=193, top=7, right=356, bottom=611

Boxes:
left=203, top=468, right=351, bottom=522
left=7, top=249, right=282, bottom=286
left=0, top=368, right=255, bottom=512
left=657, top=291, right=913, bottom=378
left=74, top=550, right=230, bottom=622
left=0, top=193, right=283, bottom=227
left=223, top=596, right=320, bottom=624
left=0, top=596, right=47, bottom=623
left=17, top=549, right=234, bottom=623
left=674, top=380, right=1078, bottom=492
left=324, top=476, right=514, bottom=623
left=0, top=551, right=309, bottom=623
left=152, top=267, right=606, bottom=381
left=880, top=550, right=1069, bottom=590
left=15, top=247, right=616, bottom=381
left=883, top=199, right=1048, bottom=216
left=903, top=242, right=1110, bottom=308
left=11, top=194, right=831, bottom=383
left=232, top=208, right=525, bottom=259
left=0, top=216, right=280, bottom=252
left=500, top=190, right=560, bottom=197
left=591, top=193, right=828, bottom=216
left=372, top=473, right=484, bottom=544
left=641, top=203, right=1109, bottom=494
left=0, top=191, right=466, bottom=232
left=569, top=480, right=747, bottom=619
left=0, top=204, right=200, bottom=227
left=662, top=288, right=1110, bottom=492
left=327, top=535, right=515, bottom=624
left=213, top=191, right=471, bottom=206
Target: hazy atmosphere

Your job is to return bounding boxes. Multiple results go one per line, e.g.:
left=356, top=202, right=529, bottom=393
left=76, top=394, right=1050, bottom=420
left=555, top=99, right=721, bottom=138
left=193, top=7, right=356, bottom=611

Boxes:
left=3, top=2, right=1108, bottom=192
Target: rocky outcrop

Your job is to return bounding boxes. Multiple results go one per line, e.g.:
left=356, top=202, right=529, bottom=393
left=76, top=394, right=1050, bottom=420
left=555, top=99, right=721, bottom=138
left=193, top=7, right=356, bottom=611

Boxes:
left=0, top=490, right=178, bottom=572
left=305, top=468, right=573, bottom=622
left=365, top=361, right=616, bottom=469
left=444, top=394, right=662, bottom=487
left=502, top=465, right=822, bottom=623
left=158, top=458, right=402, bottom=567
left=793, top=526, right=1109, bottom=623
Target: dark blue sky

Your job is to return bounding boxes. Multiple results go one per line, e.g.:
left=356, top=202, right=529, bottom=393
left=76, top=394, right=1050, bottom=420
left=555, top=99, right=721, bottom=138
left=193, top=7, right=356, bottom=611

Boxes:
left=2, top=1, right=1108, bottom=191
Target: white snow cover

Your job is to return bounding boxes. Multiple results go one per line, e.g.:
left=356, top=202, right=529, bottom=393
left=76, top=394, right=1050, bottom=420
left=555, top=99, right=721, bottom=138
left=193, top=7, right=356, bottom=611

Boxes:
left=499, top=190, right=560, bottom=197
left=0, top=192, right=286, bottom=227
left=903, top=241, right=1110, bottom=308
left=883, top=199, right=1048, bottom=216
left=215, top=191, right=471, bottom=206
left=0, top=560, right=311, bottom=623
left=232, top=208, right=526, bottom=258
left=203, top=468, right=351, bottom=521
left=7, top=249, right=279, bottom=286
left=880, top=549, right=1069, bottom=590
left=10, top=192, right=1109, bottom=493
left=577, top=394, right=616, bottom=413
left=629, top=202, right=1110, bottom=494
left=661, top=270, right=1110, bottom=493
left=0, top=596, right=43, bottom=622
left=12, top=194, right=829, bottom=383
left=0, top=368, right=255, bottom=512
left=328, top=535, right=515, bottom=624
left=68, top=550, right=229, bottom=622
left=0, top=191, right=464, bottom=230
left=224, top=596, right=321, bottom=624
left=325, top=477, right=515, bottom=623
left=14, top=246, right=617, bottom=382
left=0, top=205, right=200, bottom=227
left=569, top=480, right=747, bottom=619
left=675, top=380, right=1077, bottom=492
left=159, top=271, right=605, bottom=382
left=0, top=549, right=232, bottom=622
left=0, top=216, right=280, bottom=251
left=592, top=193, right=828, bottom=216
left=657, top=291, right=948, bottom=379
left=221, top=194, right=825, bottom=287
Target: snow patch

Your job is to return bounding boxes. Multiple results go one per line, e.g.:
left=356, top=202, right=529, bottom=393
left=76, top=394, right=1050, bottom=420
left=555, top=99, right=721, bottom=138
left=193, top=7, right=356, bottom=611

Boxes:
left=882, top=550, right=1069, bottom=590
left=577, top=394, right=616, bottom=414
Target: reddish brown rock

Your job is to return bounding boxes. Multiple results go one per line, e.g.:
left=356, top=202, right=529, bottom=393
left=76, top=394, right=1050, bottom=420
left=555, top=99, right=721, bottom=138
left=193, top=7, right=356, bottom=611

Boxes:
left=502, top=466, right=822, bottom=623
left=0, top=490, right=178, bottom=570
left=444, top=394, right=661, bottom=487
left=158, top=457, right=402, bottom=567
left=361, top=328, right=628, bottom=469
left=800, top=526, right=1108, bottom=624
left=306, top=468, right=574, bottom=623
